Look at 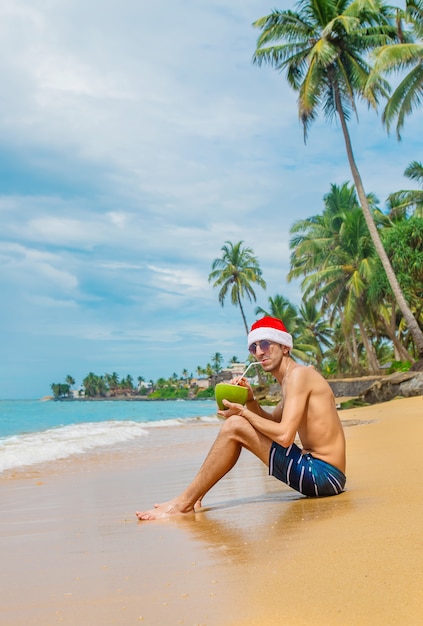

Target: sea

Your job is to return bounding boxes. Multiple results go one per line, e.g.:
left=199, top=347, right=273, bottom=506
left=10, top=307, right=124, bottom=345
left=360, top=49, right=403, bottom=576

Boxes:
left=0, top=399, right=219, bottom=474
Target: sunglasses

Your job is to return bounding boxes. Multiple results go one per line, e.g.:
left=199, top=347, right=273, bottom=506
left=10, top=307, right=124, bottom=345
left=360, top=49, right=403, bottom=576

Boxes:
left=248, top=340, right=273, bottom=355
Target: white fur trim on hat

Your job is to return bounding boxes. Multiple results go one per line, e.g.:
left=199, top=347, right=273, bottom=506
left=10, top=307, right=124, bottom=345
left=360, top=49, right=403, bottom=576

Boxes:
left=247, top=326, right=293, bottom=350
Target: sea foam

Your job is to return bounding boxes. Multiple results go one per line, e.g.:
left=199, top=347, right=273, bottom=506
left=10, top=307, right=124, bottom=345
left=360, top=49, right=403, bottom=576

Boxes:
left=0, top=420, right=149, bottom=473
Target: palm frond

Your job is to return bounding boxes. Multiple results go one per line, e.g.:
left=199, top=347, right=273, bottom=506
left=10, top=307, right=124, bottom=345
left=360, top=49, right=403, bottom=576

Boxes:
left=382, top=60, right=423, bottom=136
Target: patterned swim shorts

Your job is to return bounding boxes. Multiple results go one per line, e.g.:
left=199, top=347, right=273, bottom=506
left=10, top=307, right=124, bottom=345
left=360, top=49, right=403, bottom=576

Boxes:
left=269, top=441, right=346, bottom=497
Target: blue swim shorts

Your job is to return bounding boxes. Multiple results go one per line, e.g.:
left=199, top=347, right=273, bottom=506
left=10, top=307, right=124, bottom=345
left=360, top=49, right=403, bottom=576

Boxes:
left=269, top=441, right=346, bottom=497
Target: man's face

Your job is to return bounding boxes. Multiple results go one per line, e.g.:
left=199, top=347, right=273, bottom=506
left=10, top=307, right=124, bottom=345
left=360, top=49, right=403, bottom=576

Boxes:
left=249, top=340, right=285, bottom=373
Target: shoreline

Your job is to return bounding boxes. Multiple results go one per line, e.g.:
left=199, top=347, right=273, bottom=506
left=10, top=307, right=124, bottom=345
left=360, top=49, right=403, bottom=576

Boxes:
left=43, top=396, right=206, bottom=401
left=1, top=396, right=422, bottom=625
left=39, top=395, right=216, bottom=402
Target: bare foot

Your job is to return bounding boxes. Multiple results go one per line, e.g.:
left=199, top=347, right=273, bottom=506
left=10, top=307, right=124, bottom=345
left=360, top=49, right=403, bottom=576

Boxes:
left=136, top=499, right=194, bottom=521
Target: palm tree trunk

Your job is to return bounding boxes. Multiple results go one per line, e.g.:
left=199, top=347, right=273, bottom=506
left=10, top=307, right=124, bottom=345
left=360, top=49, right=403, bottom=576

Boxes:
left=339, top=311, right=356, bottom=372
left=350, top=329, right=361, bottom=374
left=381, top=302, right=415, bottom=362
left=237, top=293, right=250, bottom=334
left=342, top=333, right=355, bottom=373
left=334, top=85, right=423, bottom=359
left=356, top=317, right=381, bottom=374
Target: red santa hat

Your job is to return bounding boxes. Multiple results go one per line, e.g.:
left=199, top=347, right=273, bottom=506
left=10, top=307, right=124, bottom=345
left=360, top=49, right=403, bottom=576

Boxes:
left=248, top=316, right=293, bottom=350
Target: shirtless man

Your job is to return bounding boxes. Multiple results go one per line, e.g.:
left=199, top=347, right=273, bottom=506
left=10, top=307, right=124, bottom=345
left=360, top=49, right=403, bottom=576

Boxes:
left=136, top=316, right=346, bottom=520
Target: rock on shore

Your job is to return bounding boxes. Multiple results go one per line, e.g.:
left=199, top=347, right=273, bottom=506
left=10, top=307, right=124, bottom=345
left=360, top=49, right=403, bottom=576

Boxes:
left=360, top=371, right=423, bottom=404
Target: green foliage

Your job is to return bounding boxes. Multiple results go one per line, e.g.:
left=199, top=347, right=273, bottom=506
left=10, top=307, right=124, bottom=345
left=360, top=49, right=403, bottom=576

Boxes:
left=339, top=398, right=369, bottom=409
left=388, top=360, right=412, bottom=373
left=287, top=182, right=385, bottom=372
left=321, top=359, right=339, bottom=378
left=369, top=0, right=423, bottom=138
left=253, top=0, right=398, bottom=139
left=211, top=352, right=224, bottom=373
left=149, top=387, right=189, bottom=400
left=82, top=372, right=108, bottom=397
left=388, top=161, right=423, bottom=218
left=195, top=387, right=215, bottom=399
left=51, top=364, right=223, bottom=401
left=51, top=383, right=71, bottom=398
left=209, top=241, right=266, bottom=334
left=373, top=215, right=423, bottom=305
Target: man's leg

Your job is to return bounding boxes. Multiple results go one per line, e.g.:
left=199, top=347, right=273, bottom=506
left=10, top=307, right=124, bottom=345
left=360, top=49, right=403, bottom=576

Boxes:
left=136, top=414, right=273, bottom=520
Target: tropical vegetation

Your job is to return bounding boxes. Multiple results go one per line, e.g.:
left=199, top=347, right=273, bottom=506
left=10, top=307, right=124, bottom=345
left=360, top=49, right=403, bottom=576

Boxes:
left=208, top=194, right=422, bottom=375
left=287, top=182, right=421, bottom=373
left=252, top=0, right=423, bottom=358
left=387, top=160, right=423, bottom=217
left=49, top=352, right=236, bottom=400
left=369, top=0, right=423, bottom=139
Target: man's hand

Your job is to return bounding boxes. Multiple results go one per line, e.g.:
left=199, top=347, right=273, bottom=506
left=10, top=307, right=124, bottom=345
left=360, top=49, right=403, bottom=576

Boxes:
left=217, top=400, right=245, bottom=419
left=231, top=377, right=254, bottom=402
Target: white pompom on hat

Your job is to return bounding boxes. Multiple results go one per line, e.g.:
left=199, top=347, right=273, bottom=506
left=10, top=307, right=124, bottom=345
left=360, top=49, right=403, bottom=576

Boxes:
left=248, top=316, right=293, bottom=350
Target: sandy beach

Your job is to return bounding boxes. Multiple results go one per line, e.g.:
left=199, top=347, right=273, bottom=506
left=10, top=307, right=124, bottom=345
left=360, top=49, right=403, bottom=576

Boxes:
left=1, top=396, right=422, bottom=625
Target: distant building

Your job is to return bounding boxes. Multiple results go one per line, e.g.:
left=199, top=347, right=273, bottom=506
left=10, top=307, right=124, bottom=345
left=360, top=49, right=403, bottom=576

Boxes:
left=70, top=388, right=84, bottom=398
left=213, top=363, right=252, bottom=385
left=191, top=378, right=210, bottom=389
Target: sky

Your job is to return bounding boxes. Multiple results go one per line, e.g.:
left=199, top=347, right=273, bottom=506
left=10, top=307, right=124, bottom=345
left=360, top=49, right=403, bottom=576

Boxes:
left=0, top=0, right=421, bottom=399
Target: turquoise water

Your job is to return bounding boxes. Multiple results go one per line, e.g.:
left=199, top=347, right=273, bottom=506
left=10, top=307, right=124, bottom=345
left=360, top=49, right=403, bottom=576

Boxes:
left=0, top=399, right=218, bottom=473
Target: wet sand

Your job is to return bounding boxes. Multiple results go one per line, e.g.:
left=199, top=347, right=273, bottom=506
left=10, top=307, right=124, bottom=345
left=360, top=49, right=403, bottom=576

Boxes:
left=0, top=396, right=422, bottom=625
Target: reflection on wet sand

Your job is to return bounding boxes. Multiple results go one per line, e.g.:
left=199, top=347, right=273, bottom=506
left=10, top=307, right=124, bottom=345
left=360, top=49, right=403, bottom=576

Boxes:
left=166, top=483, right=353, bottom=566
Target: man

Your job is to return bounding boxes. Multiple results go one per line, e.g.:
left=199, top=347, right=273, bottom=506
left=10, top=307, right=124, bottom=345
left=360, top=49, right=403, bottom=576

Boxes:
left=136, top=316, right=346, bottom=520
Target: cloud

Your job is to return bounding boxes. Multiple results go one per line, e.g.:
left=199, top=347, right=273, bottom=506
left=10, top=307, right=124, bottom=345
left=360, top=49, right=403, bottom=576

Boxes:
left=0, top=242, right=78, bottom=291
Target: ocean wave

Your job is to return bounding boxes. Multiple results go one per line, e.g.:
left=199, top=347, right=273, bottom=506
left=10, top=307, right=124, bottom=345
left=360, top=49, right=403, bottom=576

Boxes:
left=146, top=415, right=220, bottom=427
left=0, top=414, right=221, bottom=472
left=0, top=420, right=150, bottom=473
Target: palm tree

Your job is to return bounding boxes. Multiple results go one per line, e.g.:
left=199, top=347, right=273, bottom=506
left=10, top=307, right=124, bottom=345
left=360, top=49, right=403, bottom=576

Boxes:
left=205, top=363, right=214, bottom=378
left=121, top=374, right=134, bottom=390
left=181, top=369, right=190, bottom=385
left=83, top=372, right=108, bottom=397
left=369, top=0, right=423, bottom=139
left=373, top=215, right=423, bottom=359
left=105, top=371, right=120, bottom=391
left=196, top=365, right=206, bottom=378
left=297, top=300, right=333, bottom=369
left=387, top=160, right=423, bottom=217
left=323, top=318, right=365, bottom=375
left=255, top=294, right=299, bottom=330
left=209, top=241, right=266, bottom=334
left=82, top=372, right=97, bottom=397
left=51, top=382, right=71, bottom=398
left=65, top=375, right=75, bottom=389
left=288, top=183, right=385, bottom=372
left=253, top=0, right=423, bottom=359
left=211, top=352, right=224, bottom=373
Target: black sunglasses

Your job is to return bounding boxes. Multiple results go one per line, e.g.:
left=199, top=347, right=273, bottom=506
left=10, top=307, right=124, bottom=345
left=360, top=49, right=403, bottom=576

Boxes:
left=248, top=340, right=273, bottom=354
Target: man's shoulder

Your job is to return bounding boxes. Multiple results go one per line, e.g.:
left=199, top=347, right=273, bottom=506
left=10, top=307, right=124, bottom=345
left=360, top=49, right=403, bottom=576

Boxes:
left=292, top=363, right=329, bottom=387
left=291, top=363, right=318, bottom=377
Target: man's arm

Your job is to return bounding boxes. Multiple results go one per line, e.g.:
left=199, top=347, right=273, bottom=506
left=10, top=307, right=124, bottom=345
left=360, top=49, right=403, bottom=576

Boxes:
left=234, top=377, right=282, bottom=422
left=218, top=398, right=297, bottom=444
left=243, top=396, right=282, bottom=422
left=241, top=405, right=299, bottom=447
left=221, top=368, right=310, bottom=446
